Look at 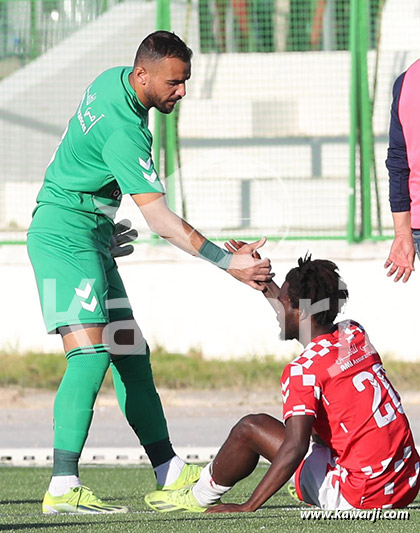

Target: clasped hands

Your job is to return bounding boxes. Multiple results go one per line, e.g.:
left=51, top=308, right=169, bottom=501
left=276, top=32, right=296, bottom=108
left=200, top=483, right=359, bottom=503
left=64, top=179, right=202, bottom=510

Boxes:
left=225, top=237, right=274, bottom=290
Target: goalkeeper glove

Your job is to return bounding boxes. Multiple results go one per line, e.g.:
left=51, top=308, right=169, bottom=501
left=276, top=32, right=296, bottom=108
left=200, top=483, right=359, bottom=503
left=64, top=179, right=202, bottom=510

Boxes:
left=110, top=219, right=138, bottom=258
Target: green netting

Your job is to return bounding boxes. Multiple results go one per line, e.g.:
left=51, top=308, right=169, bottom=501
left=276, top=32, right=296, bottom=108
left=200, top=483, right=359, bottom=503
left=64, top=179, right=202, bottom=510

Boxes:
left=0, top=0, right=115, bottom=64
left=197, top=1, right=381, bottom=54
left=169, top=0, right=382, bottom=240
left=0, top=0, right=411, bottom=241
left=198, top=0, right=276, bottom=53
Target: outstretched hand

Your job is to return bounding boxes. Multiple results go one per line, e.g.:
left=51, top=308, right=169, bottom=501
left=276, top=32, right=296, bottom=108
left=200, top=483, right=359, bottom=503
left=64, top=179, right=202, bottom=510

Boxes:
left=225, top=237, right=274, bottom=291
left=384, top=234, right=415, bottom=283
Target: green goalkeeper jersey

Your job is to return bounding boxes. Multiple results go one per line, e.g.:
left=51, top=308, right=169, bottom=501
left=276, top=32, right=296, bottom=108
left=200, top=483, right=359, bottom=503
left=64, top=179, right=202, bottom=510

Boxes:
left=30, top=66, right=163, bottom=233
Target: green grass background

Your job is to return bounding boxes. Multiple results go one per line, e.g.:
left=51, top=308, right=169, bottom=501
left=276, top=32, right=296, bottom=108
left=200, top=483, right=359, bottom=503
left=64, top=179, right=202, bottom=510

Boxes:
left=0, top=466, right=418, bottom=533
left=0, top=349, right=418, bottom=391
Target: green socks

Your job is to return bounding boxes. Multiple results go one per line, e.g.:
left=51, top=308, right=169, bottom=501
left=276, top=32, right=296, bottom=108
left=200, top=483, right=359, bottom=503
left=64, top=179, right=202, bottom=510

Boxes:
left=52, top=343, right=173, bottom=476
left=110, top=345, right=174, bottom=467
left=52, top=344, right=110, bottom=476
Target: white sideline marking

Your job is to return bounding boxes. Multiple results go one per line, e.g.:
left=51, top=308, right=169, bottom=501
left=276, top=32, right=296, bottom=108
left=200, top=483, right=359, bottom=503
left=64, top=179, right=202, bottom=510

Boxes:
left=0, top=509, right=304, bottom=520
left=0, top=447, right=258, bottom=466
left=1, top=446, right=419, bottom=467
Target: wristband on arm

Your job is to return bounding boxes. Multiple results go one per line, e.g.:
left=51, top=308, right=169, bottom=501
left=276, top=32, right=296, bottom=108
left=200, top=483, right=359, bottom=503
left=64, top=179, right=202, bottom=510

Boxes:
left=198, top=240, right=233, bottom=270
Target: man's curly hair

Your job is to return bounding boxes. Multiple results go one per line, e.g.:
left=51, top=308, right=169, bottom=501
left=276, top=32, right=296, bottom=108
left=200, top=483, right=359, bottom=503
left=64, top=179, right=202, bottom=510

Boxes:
left=285, top=254, right=349, bottom=325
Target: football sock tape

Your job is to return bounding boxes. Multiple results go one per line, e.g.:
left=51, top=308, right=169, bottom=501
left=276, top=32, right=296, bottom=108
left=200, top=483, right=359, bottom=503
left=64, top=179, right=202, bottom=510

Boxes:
left=192, top=462, right=231, bottom=506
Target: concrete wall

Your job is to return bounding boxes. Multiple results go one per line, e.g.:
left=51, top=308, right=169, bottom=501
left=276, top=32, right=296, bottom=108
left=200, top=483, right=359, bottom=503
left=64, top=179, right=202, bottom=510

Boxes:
left=1, top=239, right=419, bottom=362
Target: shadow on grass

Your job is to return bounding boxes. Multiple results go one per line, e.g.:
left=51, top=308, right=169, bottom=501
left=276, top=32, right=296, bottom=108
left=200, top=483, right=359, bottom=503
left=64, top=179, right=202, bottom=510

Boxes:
left=143, top=512, right=299, bottom=522
left=0, top=522, right=111, bottom=531
left=0, top=496, right=129, bottom=505
left=0, top=500, right=40, bottom=505
left=0, top=512, right=304, bottom=531
left=261, top=504, right=303, bottom=509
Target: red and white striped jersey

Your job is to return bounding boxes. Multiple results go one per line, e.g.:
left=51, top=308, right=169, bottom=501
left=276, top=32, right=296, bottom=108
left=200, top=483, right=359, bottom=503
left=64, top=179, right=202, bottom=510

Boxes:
left=281, top=320, right=420, bottom=508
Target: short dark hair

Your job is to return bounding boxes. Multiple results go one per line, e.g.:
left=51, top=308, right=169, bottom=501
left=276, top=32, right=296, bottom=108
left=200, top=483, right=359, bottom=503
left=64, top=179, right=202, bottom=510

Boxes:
left=285, top=254, right=349, bottom=326
left=134, top=31, right=192, bottom=66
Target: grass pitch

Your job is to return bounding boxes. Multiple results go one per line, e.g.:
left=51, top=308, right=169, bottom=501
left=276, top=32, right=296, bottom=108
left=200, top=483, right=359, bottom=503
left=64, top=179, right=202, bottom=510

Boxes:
left=0, top=466, right=418, bottom=532
left=1, top=350, right=419, bottom=392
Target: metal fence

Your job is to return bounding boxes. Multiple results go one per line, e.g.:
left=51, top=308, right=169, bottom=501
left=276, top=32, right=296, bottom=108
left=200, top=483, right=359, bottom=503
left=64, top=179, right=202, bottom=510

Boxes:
left=0, top=0, right=120, bottom=66
left=167, top=0, right=387, bottom=241
left=0, top=0, right=416, bottom=242
left=197, top=0, right=381, bottom=53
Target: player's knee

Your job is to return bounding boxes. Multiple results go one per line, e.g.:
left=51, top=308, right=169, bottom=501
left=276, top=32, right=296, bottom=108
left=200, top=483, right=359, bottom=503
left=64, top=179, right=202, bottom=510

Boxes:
left=230, top=414, right=268, bottom=442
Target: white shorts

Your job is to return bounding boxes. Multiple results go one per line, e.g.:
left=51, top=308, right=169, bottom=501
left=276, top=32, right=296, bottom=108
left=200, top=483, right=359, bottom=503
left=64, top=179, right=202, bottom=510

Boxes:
left=292, top=442, right=353, bottom=510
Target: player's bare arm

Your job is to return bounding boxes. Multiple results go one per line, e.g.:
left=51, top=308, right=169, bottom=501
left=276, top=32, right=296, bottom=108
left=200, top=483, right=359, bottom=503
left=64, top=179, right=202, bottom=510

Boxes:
left=132, top=192, right=274, bottom=290
left=384, top=211, right=415, bottom=283
left=206, top=415, right=314, bottom=513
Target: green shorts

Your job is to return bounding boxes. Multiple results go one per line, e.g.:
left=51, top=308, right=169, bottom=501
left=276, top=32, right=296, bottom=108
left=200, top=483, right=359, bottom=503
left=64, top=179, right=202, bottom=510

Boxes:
left=27, top=206, right=132, bottom=334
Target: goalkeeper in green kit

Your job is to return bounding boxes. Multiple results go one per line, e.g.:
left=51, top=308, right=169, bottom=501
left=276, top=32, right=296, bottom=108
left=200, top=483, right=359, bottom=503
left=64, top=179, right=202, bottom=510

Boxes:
left=27, top=31, right=273, bottom=514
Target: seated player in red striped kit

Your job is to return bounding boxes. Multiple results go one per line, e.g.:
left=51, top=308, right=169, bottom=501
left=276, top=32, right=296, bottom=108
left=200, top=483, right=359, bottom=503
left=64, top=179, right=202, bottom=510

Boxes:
left=145, top=248, right=420, bottom=512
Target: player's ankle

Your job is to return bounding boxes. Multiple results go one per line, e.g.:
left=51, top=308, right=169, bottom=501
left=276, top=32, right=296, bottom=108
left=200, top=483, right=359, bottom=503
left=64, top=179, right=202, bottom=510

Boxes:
left=192, top=463, right=231, bottom=506
left=154, top=455, right=185, bottom=487
left=48, top=475, right=82, bottom=497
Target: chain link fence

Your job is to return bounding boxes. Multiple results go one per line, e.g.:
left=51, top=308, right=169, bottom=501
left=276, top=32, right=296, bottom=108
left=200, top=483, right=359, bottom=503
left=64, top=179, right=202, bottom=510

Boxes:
left=0, top=0, right=417, bottom=241
left=0, top=0, right=117, bottom=67
left=169, top=0, right=384, bottom=240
